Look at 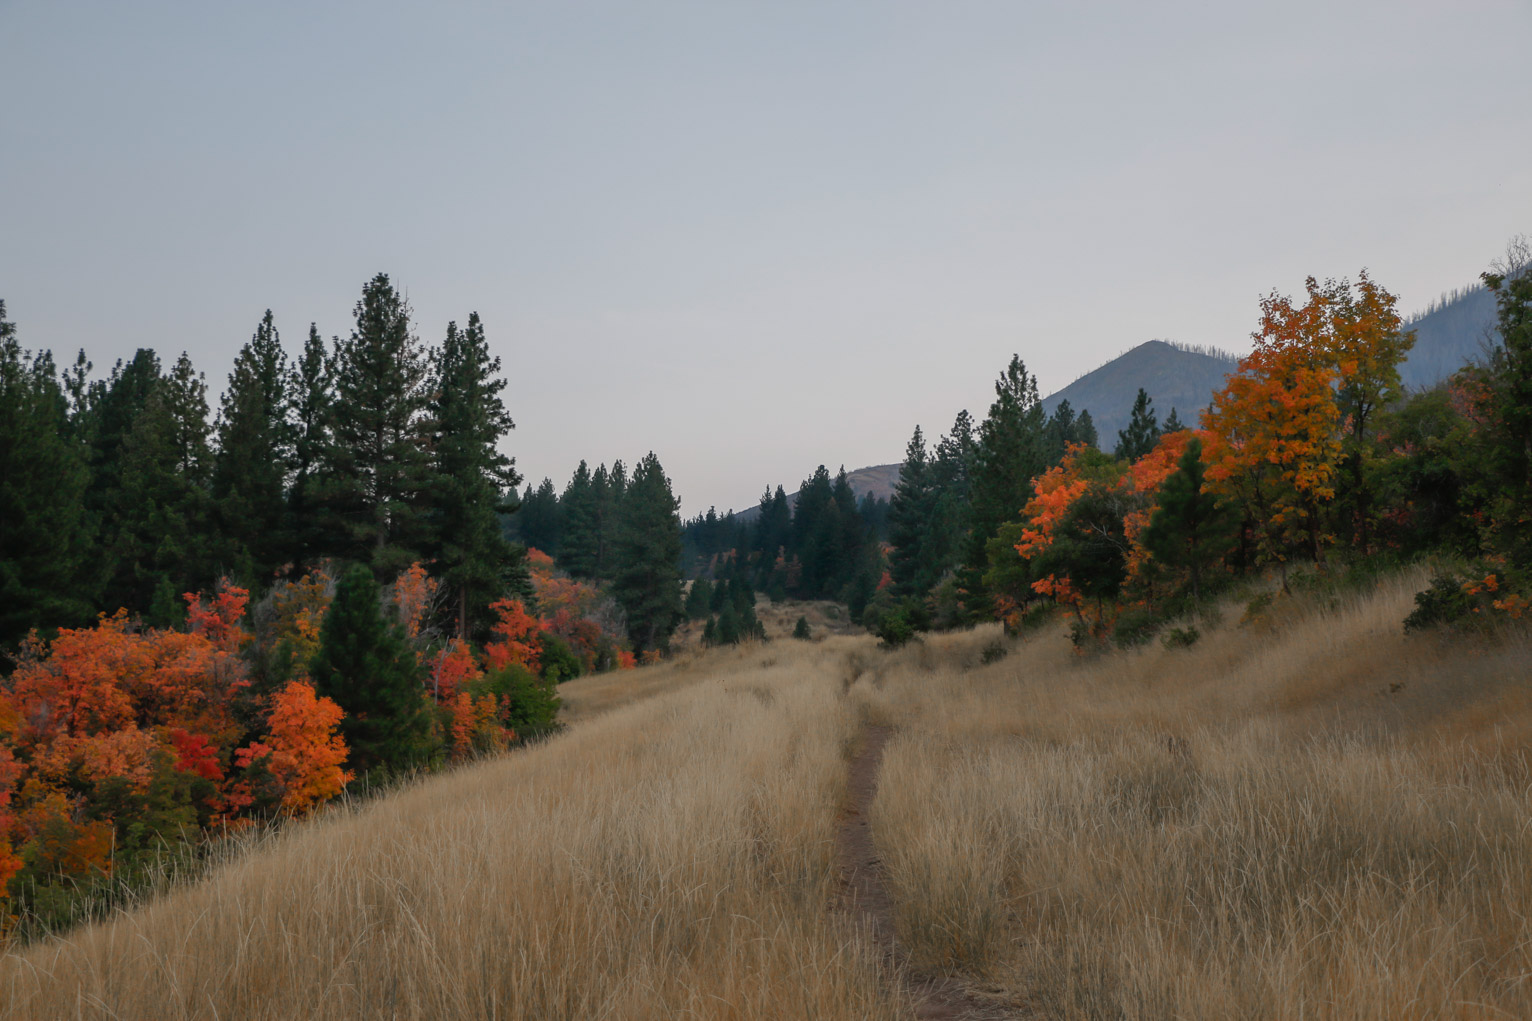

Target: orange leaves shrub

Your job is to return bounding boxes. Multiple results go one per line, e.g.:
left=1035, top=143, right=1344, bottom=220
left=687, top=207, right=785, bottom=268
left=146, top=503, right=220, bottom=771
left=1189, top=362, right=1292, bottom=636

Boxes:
left=0, top=581, right=357, bottom=908
left=235, top=681, right=351, bottom=814
left=446, top=690, right=509, bottom=761
left=392, top=562, right=438, bottom=641
left=484, top=599, right=543, bottom=672
left=427, top=638, right=482, bottom=702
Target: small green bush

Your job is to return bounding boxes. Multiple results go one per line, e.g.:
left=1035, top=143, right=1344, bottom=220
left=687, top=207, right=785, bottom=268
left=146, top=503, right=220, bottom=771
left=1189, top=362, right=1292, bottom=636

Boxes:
left=537, top=633, right=583, bottom=683
left=980, top=639, right=1009, bottom=665
left=792, top=616, right=811, bottom=640
left=873, top=607, right=918, bottom=648
left=1112, top=606, right=1163, bottom=648
left=1161, top=625, right=1200, bottom=649
left=471, top=663, right=561, bottom=739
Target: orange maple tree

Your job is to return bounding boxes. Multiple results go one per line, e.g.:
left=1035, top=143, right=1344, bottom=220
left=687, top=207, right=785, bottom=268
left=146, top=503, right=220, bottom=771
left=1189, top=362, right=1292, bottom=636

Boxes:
left=483, top=599, right=544, bottom=672
left=234, top=680, right=351, bottom=814
left=1203, top=297, right=1343, bottom=575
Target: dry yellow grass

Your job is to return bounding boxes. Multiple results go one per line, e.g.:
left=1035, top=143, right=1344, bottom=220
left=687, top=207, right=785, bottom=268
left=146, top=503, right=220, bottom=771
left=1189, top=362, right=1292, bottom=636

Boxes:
left=0, top=640, right=901, bottom=1021
left=5, top=568, right=1530, bottom=1019
left=857, top=570, right=1532, bottom=1019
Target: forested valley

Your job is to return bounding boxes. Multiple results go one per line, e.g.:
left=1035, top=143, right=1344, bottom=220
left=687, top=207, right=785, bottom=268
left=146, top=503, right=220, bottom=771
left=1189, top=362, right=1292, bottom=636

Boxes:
left=3, top=241, right=1531, bottom=953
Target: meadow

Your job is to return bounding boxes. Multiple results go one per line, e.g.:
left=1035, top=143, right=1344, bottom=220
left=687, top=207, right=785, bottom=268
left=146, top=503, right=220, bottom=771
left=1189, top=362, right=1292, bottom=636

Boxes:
left=4, top=571, right=1530, bottom=1020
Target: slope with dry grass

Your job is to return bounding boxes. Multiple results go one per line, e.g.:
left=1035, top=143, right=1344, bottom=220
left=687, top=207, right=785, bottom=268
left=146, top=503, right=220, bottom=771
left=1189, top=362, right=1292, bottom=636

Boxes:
left=0, top=641, right=902, bottom=1021
left=5, top=568, right=1530, bottom=1020
left=856, top=569, right=1532, bottom=1019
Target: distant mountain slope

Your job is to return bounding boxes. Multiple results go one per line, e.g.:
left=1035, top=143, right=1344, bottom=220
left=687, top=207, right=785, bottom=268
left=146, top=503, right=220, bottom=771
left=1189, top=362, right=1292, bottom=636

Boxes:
left=1040, top=340, right=1241, bottom=445
left=1399, top=285, right=1498, bottom=390
left=731, top=463, right=900, bottom=523
left=729, top=277, right=1505, bottom=522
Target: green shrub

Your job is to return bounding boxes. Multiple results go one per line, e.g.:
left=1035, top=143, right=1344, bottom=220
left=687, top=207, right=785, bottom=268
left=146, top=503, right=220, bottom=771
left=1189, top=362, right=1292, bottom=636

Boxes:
left=980, top=639, right=1009, bottom=665
left=471, top=663, right=561, bottom=739
left=872, top=606, right=918, bottom=648
left=537, top=633, right=583, bottom=684
left=1161, top=625, right=1200, bottom=649
left=1112, top=606, right=1163, bottom=648
left=792, top=616, right=811, bottom=640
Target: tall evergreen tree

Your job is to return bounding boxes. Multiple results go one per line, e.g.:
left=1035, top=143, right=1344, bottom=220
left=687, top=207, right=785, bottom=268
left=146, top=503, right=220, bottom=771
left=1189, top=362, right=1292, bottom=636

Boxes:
left=888, top=425, right=936, bottom=597
left=213, top=310, right=291, bottom=585
left=1140, top=437, right=1238, bottom=602
left=559, top=460, right=599, bottom=578
left=1162, top=407, right=1185, bottom=434
left=310, top=564, right=431, bottom=773
left=324, top=273, right=433, bottom=577
left=101, top=353, right=218, bottom=618
left=1114, top=388, right=1161, bottom=461
left=0, top=304, right=94, bottom=652
left=429, top=312, right=523, bottom=638
left=752, top=485, right=793, bottom=584
left=962, top=355, right=1049, bottom=616
left=1075, top=409, right=1099, bottom=449
left=611, top=452, right=683, bottom=654
left=284, top=324, right=333, bottom=572
left=517, top=478, right=562, bottom=554
left=1044, top=399, right=1079, bottom=464
left=925, top=409, right=976, bottom=588
left=1480, top=240, right=1532, bottom=567
left=684, top=577, right=712, bottom=620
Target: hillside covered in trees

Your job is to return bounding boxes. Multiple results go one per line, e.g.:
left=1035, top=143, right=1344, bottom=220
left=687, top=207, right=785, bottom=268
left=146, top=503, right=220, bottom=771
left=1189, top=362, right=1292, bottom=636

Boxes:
left=2, top=240, right=1530, bottom=942
left=0, top=274, right=689, bottom=934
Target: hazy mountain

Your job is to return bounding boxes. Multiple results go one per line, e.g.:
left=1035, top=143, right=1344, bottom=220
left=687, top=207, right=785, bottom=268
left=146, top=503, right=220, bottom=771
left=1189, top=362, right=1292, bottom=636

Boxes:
left=1399, top=284, right=1498, bottom=390
left=1040, top=339, right=1241, bottom=445
left=731, top=463, right=899, bottom=524
left=727, top=276, right=1504, bottom=523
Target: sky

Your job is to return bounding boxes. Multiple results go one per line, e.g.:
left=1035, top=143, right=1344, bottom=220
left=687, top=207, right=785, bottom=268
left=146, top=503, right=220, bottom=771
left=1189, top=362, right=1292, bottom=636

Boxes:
left=4, top=0, right=1530, bottom=516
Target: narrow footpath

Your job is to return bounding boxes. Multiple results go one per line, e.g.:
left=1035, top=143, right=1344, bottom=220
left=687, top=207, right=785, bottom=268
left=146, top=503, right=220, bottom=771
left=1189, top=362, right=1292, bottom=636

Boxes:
left=836, top=724, right=1027, bottom=1020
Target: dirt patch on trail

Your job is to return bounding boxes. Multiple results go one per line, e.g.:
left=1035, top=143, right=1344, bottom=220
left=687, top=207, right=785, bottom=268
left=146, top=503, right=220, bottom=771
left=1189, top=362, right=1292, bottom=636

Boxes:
left=837, top=724, right=1029, bottom=1020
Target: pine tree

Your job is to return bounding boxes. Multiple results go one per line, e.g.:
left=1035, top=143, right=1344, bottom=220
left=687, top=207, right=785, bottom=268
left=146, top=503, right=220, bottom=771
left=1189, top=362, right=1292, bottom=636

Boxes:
left=597, top=459, right=627, bottom=578
left=310, top=564, right=431, bottom=773
left=285, top=324, right=333, bottom=572
left=715, top=601, right=740, bottom=645
left=1141, top=437, right=1238, bottom=603
left=1480, top=240, right=1532, bottom=566
left=611, top=452, right=683, bottom=654
left=104, top=353, right=217, bottom=613
left=792, top=616, right=811, bottom=640
left=685, top=577, right=712, bottom=620
left=1075, top=409, right=1099, bottom=449
left=1162, top=407, right=1185, bottom=434
left=428, top=312, right=522, bottom=637
left=0, top=305, right=94, bottom=652
left=888, top=425, right=935, bottom=597
left=324, top=274, right=433, bottom=577
left=517, top=478, right=562, bottom=554
left=752, top=485, right=792, bottom=587
left=927, top=410, right=976, bottom=589
left=213, top=310, right=291, bottom=585
left=559, top=461, right=599, bottom=578
left=963, top=355, right=1049, bottom=617
left=1114, top=388, right=1161, bottom=461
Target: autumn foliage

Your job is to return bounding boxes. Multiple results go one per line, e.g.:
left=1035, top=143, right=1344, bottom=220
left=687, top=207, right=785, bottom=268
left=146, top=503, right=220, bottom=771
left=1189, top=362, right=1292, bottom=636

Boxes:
left=0, top=582, right=352, bottom=928
left=997, top=267, right=1532, bottom=646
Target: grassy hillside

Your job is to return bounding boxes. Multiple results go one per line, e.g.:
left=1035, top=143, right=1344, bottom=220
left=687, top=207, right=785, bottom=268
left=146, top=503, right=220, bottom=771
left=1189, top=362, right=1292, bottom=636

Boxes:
left=3, top=570, right=1529, bottom=1019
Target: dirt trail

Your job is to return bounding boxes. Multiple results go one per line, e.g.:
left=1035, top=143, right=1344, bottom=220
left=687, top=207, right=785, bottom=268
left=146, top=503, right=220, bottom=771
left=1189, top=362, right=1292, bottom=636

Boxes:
left=837, top=724, right=1027, bottom=1020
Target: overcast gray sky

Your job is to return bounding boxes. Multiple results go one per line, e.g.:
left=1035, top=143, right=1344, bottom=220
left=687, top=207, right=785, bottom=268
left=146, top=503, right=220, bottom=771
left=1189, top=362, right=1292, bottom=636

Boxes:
left=4, top=1, right=1529, bottom=515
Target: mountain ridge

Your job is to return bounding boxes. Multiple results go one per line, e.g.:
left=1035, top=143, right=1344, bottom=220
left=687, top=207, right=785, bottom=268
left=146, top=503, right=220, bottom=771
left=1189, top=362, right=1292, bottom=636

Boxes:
left=727, top=277, right=1501, bottom=520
